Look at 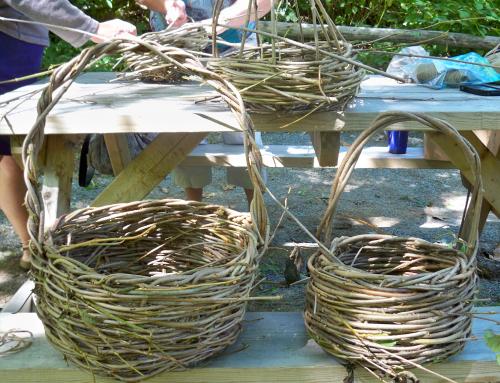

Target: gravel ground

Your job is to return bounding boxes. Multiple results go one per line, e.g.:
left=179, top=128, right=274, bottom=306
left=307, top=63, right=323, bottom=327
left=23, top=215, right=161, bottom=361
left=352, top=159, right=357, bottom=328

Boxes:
left=1, top=131, right=499, bottom=309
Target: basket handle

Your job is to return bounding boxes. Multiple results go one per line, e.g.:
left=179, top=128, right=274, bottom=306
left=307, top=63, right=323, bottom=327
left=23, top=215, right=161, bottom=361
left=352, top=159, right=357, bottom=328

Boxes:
left=22, top=36, right=269, bottom=256
left=316, top=111, right=483, bottom=256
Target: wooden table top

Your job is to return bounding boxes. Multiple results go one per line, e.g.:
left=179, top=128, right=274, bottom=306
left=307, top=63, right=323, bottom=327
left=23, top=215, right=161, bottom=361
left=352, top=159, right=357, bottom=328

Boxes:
left=1, top=72, right=499, bottom=135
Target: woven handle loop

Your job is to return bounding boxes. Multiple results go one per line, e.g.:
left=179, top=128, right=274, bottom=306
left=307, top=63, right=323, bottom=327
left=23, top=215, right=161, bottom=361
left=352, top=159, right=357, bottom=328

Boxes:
left=317, top=111, right=483, bottom=256
left=22, top=34, right=268, bottom=257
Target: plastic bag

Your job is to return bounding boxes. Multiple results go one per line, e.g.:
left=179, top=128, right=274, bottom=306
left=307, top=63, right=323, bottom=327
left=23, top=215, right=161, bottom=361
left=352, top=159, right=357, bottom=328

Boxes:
left=386, top=46, right=430, bottom=80
left=408, top=52, right=500, bottom=89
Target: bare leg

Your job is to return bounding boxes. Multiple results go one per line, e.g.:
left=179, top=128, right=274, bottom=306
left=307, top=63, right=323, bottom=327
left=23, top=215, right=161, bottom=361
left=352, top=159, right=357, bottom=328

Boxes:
left=244, top=188, right=254, bottom=209
left=0, top=155, right=30, bottom=268
left=185, top=187, right=203, bottom=202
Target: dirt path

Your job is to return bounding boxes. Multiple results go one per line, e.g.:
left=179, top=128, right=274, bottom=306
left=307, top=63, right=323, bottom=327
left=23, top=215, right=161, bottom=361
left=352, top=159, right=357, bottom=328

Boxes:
left=1, top=131, right=499, bottom=308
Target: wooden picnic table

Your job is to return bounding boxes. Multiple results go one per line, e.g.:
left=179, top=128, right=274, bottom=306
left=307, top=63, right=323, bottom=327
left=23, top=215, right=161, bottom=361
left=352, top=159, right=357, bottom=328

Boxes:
left=0, top=72, right=499, bottom=235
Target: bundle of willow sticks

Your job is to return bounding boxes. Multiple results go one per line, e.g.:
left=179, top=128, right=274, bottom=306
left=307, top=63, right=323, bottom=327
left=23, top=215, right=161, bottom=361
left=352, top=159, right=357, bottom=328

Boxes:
left=305, top=112, right=482, bottom=381
left=23, top=36, right=269, bottom=381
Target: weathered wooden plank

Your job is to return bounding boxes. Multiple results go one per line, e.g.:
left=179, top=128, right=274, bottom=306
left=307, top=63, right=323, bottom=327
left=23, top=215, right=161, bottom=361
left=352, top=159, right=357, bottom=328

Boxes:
left=91, top=132, right=206, bottom=206
left=40, top=135, right=75, bottom=228
left=309, top=131, right=340, bottom=166
left=459, top=131, right=500, bottom=232
left=428, top=131, right=500, bottom=217
left=0, top=311, right=498, bottom=382
left=473, top=130, right=500, bottom=155
left=182, top=144, right=454, bottom=169
left=424, top=132, right=449, bottom=161
left=103, top=133, right=132, bottom=175
left=8, top=135, right=25, bottom=168
left=0, top=362, right=498, bottom=383
left=1, top=74, right=499, bottom=135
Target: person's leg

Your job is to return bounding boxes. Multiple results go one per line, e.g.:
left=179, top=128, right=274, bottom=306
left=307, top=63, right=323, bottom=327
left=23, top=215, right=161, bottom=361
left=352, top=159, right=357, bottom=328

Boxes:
left=185, top=187, right=203, bottom=202
left=173, top=165, right=211, bottom=202
left=227, top=166, right=255, bottom=207
left=0, top=155, right=31, bottom=267
left=223, top=132, right=266, bottom=208
left=0, top=32, right=45, bottom=268
left=244, top=188, right=254, bottom=205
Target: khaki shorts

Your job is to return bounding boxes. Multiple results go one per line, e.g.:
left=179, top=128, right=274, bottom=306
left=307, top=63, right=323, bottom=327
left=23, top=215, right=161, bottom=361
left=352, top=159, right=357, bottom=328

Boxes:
left=173, top=132, right=266, bottom=189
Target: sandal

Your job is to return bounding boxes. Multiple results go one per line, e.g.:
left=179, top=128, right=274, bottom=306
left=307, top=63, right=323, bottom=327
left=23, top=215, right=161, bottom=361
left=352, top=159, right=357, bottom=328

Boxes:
left=19, top=244, right=31, bottom=270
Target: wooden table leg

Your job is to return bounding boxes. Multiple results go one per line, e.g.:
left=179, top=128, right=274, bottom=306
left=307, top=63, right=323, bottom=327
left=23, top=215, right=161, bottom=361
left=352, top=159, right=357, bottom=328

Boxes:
left=41, top=135, right=75, bottom=229
left=427, top=131, right=500, bottom=241
left=460, top=174, right=499, bottom=230
left=462, top=131, right=500, bottom=253
left=92, top=132, right=207, bottom=207
left=309, top=131, right=340, bottom=167
left=9, top=135, right=48, bottom=170
left=104, top=133, right=132, bottom=175
left=9, top=135, right=25, bottom=169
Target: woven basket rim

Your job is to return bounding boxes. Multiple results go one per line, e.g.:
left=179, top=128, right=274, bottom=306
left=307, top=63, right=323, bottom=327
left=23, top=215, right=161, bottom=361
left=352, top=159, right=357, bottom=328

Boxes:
left=40, top=243, right=257, bottom=282
left=308, top=248, right=467, bottom=281
left=39, top=199, right=258, bottom=282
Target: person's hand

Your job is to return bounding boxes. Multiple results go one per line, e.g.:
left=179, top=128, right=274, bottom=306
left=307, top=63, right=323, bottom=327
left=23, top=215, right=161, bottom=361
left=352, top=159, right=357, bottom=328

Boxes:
left=91, top=19, right=137, bottom=43
left=163, top=0, right=188, bottom=29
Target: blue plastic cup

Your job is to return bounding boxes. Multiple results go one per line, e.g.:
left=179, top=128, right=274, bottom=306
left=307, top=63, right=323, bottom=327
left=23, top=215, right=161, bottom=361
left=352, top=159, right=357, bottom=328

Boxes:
left=387, top=131, right=408, bottom=154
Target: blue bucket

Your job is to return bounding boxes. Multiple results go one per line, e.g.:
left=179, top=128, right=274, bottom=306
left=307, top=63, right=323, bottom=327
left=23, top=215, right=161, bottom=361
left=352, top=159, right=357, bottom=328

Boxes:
left=387, top=131, right=409, bottom=154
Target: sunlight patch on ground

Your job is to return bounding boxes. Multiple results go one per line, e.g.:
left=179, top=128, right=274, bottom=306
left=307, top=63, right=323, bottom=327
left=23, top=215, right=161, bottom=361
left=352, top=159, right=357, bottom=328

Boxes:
left=365, top=216, right=400, bottom=228
left=442, top=193, right=469, bottom=212
left=0, top=271, right=12, bottom=285
left=419, top=215, right=451, bottom=229
left=344, top=183, right=362, bottom=192
left=0, top=250, right=15, bottom=262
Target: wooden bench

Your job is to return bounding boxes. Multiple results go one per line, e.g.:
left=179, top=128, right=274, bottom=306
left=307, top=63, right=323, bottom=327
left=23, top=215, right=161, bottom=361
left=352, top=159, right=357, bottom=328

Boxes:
left=0, top=310, right=498, bottom=382
left=180, top=143, right=454, bottom=169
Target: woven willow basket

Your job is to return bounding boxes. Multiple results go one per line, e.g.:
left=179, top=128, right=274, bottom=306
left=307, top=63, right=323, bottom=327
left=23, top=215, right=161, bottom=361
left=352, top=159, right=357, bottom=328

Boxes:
left=23, top=38, right=268, bottom=382
left=122, top=23, right=209, bottom=83
left=207, top=0, right=365, bottom=113
left=305, top=112, right=482, bottom=379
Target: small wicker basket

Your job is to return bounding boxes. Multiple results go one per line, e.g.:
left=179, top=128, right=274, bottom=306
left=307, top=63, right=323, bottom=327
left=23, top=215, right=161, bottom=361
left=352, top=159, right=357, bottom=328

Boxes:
left=122, top=23, right=209, bottom=83
left=305, top=112, right=482, bottom=379
left=23, top=39, right=268, bottom=381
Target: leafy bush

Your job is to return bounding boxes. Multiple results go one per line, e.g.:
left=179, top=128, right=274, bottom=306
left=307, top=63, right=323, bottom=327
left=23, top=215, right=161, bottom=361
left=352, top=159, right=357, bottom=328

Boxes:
left=275, top=0, right=499, bottom=68
left=278, top=0, right=499, bottom=36
left=42, top=0, right=149, bottom=70
left=42, top=0, right=500, bottom=70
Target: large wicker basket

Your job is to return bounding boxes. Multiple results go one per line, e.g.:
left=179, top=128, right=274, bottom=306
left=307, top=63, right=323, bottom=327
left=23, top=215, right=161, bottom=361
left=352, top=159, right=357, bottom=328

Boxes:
left=207, top=0, right=365, bottom=114
left=23, top=39, right=268, bottom=381
left=305, top=112, right=482, bottom=380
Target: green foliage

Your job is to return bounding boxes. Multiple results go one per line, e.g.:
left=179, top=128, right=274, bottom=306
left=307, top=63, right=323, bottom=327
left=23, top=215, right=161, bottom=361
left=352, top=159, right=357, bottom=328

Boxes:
left=42, top=0, right=500, bottom=70
left=71, top=0, right=147, bottom=28
left=277, top=0, right=499, bottom=37
left=42, top=39, right=81, bottom=70
left=484, top=329, right=500, bottom=365
left=278, top=0, right=499, bottom=68
left=42, top=39, right=125, bottom=71
left=42, top=0, right=149, bottom=70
